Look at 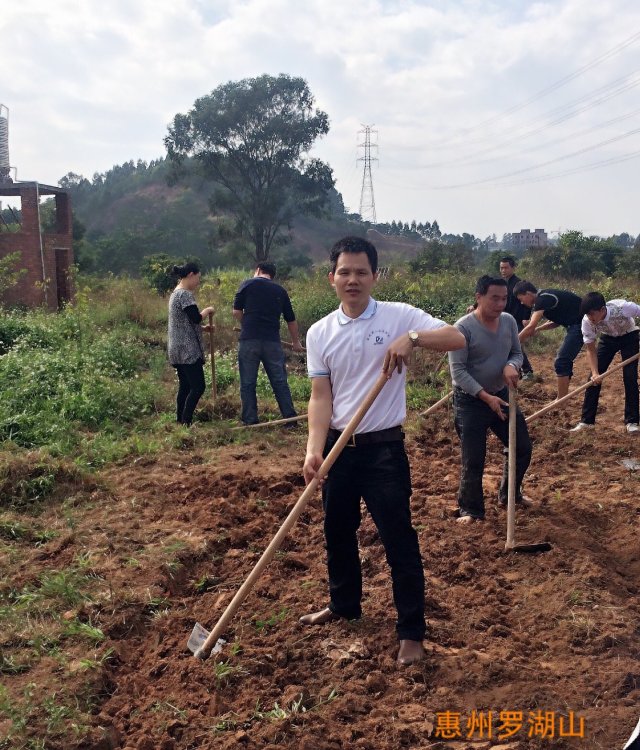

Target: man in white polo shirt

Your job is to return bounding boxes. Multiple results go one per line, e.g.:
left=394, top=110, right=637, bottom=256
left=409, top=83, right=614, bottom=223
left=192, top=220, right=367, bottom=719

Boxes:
left=571, top=291, right=640, bottom=433
left=300, top=236, right=465, bottom=666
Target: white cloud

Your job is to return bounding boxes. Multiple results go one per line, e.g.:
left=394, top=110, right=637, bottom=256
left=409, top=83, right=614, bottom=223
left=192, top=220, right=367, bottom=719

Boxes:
left=1, top=0, right=639, bottom=236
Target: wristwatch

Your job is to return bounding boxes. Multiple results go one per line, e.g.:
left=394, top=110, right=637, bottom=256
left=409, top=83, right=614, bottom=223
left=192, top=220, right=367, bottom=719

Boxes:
left=408, top=330, right=419, bottom=347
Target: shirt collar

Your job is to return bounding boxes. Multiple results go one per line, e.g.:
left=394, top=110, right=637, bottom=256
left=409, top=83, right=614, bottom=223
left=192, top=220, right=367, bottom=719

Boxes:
left=337, top=297, right=377, bottom=325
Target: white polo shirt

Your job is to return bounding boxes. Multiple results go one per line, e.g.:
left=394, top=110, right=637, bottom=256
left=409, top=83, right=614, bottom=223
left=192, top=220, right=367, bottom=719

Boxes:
left=582, top=299, right=640, bottom=344
left=306, top=298, right=446, bottom=433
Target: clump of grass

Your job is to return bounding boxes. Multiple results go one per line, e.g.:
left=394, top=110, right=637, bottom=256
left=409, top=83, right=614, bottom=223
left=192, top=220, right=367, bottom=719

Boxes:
left=0, top=649, right=31, bottom=675
left=0, top=517, right=56, bottom=544
left=76, top=647, right=114, bottom=671
left=253, top=688, right=339, bottom=722
left=61, top=619, right=105, bottom=646
left=0, top=452, right=95, bottom=510
left=211, top=659, right=249, bottom=682
left=253, top=607, right=288, bottom=632
left=0, top=682, right=92, bottom=748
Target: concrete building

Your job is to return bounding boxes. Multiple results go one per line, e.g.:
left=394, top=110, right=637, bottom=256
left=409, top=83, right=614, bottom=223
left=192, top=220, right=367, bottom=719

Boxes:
left=512, top=228, right=548, bottom=251
left=0, top=182, right=74, bottom=310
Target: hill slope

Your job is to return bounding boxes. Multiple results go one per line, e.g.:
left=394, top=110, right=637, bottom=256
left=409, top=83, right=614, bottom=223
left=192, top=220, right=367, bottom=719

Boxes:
left=61, top=159, right=424, bottom=273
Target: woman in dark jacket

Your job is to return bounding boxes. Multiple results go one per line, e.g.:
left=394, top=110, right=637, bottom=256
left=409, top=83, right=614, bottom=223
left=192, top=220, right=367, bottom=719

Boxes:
left=167, top=262, right=213, bottom=425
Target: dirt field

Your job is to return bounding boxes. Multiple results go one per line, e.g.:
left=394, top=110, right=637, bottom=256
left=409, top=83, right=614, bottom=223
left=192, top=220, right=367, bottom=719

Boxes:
left=3, top=353, right=639, bottom=750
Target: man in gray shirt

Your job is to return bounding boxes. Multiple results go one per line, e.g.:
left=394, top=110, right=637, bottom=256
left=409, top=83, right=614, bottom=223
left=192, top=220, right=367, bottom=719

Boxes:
left=448, top=275, right=532, bottom=523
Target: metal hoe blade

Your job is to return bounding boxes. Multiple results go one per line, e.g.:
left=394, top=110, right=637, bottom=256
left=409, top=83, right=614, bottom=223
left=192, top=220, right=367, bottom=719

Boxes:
left=187, top=622, right=226, bottom=659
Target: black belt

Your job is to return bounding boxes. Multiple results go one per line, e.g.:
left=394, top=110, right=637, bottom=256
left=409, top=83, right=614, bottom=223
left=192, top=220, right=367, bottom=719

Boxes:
left=327, top=426, right=404, bottom=447
left=454, top=385, right=505, bottom=397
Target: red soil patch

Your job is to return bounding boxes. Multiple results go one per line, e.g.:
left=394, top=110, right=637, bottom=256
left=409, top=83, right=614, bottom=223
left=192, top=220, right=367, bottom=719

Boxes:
left=4, top=354, right=640, bottom=749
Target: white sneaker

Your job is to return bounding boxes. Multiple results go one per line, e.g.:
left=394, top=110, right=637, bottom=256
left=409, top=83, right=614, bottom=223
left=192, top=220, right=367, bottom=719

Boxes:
left=570, top=422, right=594, bottom=432
left=626, top=423, right=640, bottom=433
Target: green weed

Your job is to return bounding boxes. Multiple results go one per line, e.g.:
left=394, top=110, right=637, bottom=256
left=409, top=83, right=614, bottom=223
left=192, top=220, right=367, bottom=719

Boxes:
left=61, top=620, right=105, bottom=645
left=0, top=649, right=31, bottom=675
left=150, top=700, right=188, bottom=719
left=211, top=659, right=248, bottom=682
left=253, top=607, right=288, bottom=632
left=0, top=518, right=56, bottom=544
left=77, top=647, right=115, bottom=671
left=253, top=688, right=339, bottom=722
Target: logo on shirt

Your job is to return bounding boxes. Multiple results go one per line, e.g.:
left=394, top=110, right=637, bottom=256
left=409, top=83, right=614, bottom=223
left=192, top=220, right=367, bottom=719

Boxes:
left=367, top=328, right=390, bottom=346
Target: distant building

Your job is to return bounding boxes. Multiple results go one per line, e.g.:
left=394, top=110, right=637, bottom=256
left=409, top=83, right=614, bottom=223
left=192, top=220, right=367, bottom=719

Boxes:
left=0, top=182, right=74, bottom=310
left=512, top=228, right=548, bottom=251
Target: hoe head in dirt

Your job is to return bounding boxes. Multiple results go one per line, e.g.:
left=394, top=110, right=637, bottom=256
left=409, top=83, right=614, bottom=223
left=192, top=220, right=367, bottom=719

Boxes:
left=187, top=622, right=225, bottom=659
left=505, top=388, right=552, bottom=555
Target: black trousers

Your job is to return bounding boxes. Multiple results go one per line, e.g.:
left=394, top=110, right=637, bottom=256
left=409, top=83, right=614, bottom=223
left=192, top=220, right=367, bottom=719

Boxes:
left=581, top=330, right=639, bottom=425
left=321, top=436, right=426, bottom=641
left=515, top=319, right=533, bottom=374
left=175, top=362, right=206, bottom=425
left=453, top=387, right=532, bottom=519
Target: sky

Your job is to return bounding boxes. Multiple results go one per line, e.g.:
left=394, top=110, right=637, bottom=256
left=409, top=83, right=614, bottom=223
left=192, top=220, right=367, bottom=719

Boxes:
left=1, top=0, right=640, bottom=239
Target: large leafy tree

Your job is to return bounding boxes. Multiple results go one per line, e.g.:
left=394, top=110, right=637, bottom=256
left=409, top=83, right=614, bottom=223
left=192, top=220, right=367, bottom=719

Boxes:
left=165, top=74, right=333, bottom=261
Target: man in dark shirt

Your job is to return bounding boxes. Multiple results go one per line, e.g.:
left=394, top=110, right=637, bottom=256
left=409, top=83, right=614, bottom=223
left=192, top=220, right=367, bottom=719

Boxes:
left=499, top=257, right=534, bottom=378
left=515, top=281, right=583, bottom=399
left=233, top=262, right=303, bottom=425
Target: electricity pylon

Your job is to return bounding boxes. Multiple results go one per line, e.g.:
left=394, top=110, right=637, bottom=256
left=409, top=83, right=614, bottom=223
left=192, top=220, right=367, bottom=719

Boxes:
left=357, top=125, right=378, bottom=223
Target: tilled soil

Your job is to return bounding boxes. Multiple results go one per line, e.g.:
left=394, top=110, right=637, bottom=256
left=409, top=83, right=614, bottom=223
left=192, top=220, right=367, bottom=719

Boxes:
left=4, top=354, right=640, bottom=750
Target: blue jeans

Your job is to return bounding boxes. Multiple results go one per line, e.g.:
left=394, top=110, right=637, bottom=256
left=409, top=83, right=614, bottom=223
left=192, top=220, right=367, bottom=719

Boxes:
left=238, top=339, right=296, bottom=425
left=453, top=387, right=532, bottom=519
left=555, top=323, right=583, bottom=377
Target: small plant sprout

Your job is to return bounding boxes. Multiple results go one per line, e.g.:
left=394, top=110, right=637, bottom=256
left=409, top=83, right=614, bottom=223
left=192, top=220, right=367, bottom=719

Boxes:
left=61, top=620, right=105, bottom=646
left=252, top=689, right=339, bottom=723
left=77, top=647, right=114, bottom=671
left=211, top=659, right=248, bottom=682
left=150, top=701, right=188, bottom=719
left=253, top=607, right=288, bottom=632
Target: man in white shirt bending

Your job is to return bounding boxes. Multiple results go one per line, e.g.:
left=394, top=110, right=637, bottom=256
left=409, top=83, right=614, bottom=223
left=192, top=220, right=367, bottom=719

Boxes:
left=571, top=292, right=640, bottom=434
left=300, top=236, right=464, bottom=666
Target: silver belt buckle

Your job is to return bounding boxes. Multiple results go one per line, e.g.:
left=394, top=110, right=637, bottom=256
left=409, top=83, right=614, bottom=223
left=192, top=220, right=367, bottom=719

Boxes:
left=346, top=433, right=357, bottom=447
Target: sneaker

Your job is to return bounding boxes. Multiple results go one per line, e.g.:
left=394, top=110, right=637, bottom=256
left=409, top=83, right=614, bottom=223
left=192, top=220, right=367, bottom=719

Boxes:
left=626, top=423, right=640, bottom=433
left=570, top=422, right=594, bottom=432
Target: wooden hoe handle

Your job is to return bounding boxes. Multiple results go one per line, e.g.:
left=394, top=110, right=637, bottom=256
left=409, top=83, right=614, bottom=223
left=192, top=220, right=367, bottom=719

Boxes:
left=208, top=312, right=217, bottom=404
left=505, top=388, right=517, bottom=550
left=526, top=351, right=640, bottom=423
left=419, top=391, right=452, bottom=417
left=195, top=371, right=390, bottom=659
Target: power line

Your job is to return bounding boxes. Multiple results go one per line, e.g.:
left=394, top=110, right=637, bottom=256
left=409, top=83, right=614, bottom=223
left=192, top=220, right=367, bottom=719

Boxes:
left=464, top=105, right=640, bottom=167
left=383, top=69, right=640, bottom=169
left=376, top=142, right=640, bottom=192
left=435, top=126, right=640, bottom=189
left=431, top=28, right=640, bottom=148
left=487, top=148, right=640, bottom=188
